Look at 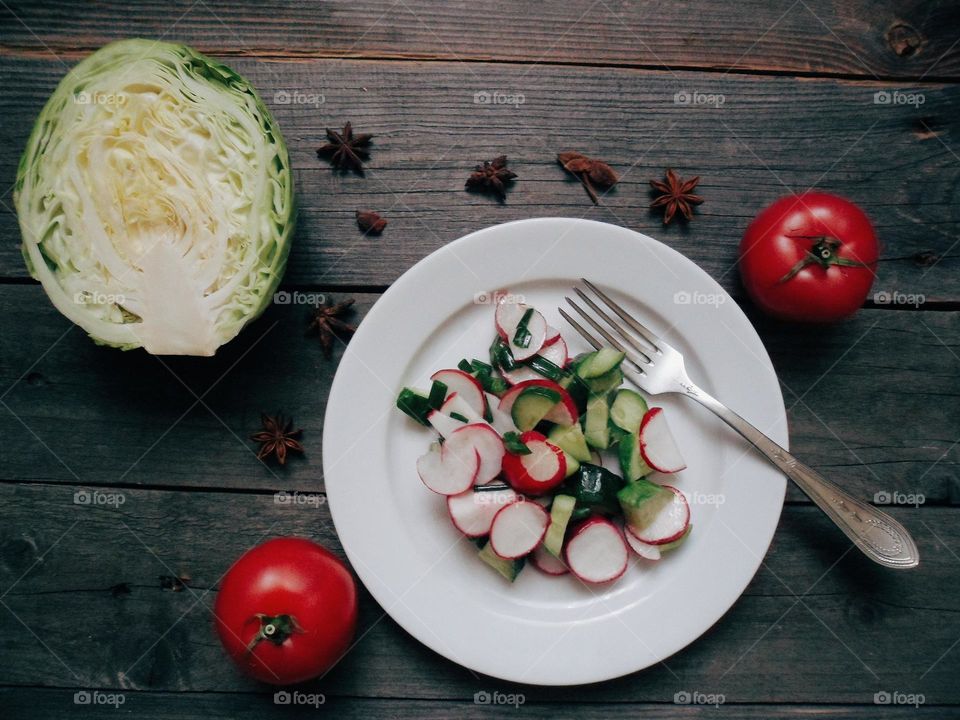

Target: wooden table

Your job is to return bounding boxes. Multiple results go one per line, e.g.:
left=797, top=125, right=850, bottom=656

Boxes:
left=1, top=2, right=959, bottom=717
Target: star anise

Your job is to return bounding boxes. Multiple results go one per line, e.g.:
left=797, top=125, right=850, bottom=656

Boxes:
left=251, top=413, right=304, bottom=465
left=306, top=298, right=357, bottom=357
left=356, top=210, right=387, bottom=235
left=465, top=155, right=517, bottom=202
left=317, top=122, right=373, bottom=175
left=650, top=169, right=703, bottom=224
left=557, top=152, right=619, bottom=204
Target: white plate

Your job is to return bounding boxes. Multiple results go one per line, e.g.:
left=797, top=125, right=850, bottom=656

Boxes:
left=323, top=218, right=787, bottom=685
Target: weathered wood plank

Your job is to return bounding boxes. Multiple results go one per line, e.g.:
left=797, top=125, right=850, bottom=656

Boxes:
left=0, top=1, right=958, bottom=79
left=1, top=688, right=956, bottom=720
left=0, top=58, right=958, bottom=296
left=1, top=285, right=956, bottom=503
left=0, top=482, right=958, bottom=702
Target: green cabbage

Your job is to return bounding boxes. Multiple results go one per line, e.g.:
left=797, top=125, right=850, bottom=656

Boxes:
left=15, top=39, right=295, bottom=355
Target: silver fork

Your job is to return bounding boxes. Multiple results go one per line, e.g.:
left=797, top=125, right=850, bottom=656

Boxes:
left=561, top=279, right=919, bottom=570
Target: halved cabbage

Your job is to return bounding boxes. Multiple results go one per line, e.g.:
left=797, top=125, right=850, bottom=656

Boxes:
left=15, top=39, right=295, bottom=356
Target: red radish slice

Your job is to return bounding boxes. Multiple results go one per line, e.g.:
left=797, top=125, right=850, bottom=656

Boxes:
left=431, top=369, right=487, bottom=417
left=440, top=392, right=486, bottom=425
left=427, top=409, right=465, bottom=439
left=447, top=487, right=517, bottom=537
left=623, top=527, right=662, bottom=560
left=494, top=300, right=525, bottom=340
left=530, top=544, right=569, bottom=575
left=485, top=392, right=518, bottom=435
left=501, top=431, right=566, bottom=495
left=543, top=325, right=562, bottom=346
left=489, top=500, right=550, bottom=559
left=498, top=379, right=579, bottom=425
left=501, top=337, right=570, bottom=385
left=508, top=309, right=547, bottom=361
left=449, top=424, right=504, bottom=484
left=631, top=486, right=690, bottom=545
left=638, top=407, right=687, bottom=473
left=416, top=442, right=479, bottom=495
left=564, top=517, right=629, bottom=583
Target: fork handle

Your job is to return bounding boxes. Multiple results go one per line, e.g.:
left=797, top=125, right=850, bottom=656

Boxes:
left=686, top=386, right=919, bottom=569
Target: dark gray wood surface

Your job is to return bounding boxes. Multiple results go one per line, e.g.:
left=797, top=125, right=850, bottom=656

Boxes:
left=1, top=1, right=958, bottom=717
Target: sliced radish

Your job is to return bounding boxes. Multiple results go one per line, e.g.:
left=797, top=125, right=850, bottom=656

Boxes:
left=427, top=409, right=465, bottom=439
left=501, top=337, right=570, bottom=386
left=564, top=517, right=629, bottom=583
left=416, top=442, right=479, bottom=495
left=498, top=379, right=579, bottom=426
left=630, top=486, right=690, bottom=545
left=447, top=486, right=517, bottom=537
left=449, top=424, right=504, bottom=484
left=494, top=300, right=525, bottom=340
left=431, top=369, right=487, bottom=418
left=440, top=392, right=486, bottom=425
left=638, top=407, right=687, bottom=473
left=495, top=301, right=547, bottom=361
left=543, top=325, right=562, bottom=346
left=489, top=500, right=550, bottom=559
left=623, top=527, right=662, bottom=560
left=485, top=392, right=518, bottom=435
left=530, top=544, right=569, bottom=575
left=501, top=431, right=566, bottom=495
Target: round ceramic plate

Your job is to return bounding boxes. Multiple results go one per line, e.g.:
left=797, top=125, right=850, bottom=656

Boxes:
left=323, top=218, right=787, bottom=685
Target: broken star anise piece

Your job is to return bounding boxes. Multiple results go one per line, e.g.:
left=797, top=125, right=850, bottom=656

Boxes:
left=307, top=298, right=357, bottom=357
left=650, top=169, right=703, bottom=224
left=251, top=413, right=304, bottom=465
left=465, top=155, right=517, bottom=202
left=356, top=210, right=387, bottom=235
left=557, top=151, right=619, bottom=204
left=317, top=122, right=373, bottom=175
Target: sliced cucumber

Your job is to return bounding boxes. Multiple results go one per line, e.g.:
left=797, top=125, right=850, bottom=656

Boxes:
left=548, top=423, right=592, bottom=462
left=584, top=367, right=623, bottom=394
left=563, top=451, right=580, bottom=478
left=558, top=373, right=590, bottom=412
left=584, top=394, right=610, bottom=449
left=560, top=463, right=625, bottom=515
left=618, top=429, right=653, bottom=481
left=510, top=386, right=562, bottom=431
left=610, top=389, right=649, bottom=434
left=659, top=525, right=692, bottom=552
left=543, top=494, right=576, bottom=557
left=617, top=478, right=673, bottom=530
left=574, top=348, right=625, bottom=379
left=478, top=540, right=525, bottom=581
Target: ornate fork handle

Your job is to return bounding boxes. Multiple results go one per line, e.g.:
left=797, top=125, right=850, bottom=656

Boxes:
left=686, top=385, right=919, bottom=569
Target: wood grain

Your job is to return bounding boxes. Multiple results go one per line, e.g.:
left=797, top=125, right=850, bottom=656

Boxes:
left=0, top=57, right=958, bottom=297
left=0, top=482, right=958, bottom=702
left=0, top=1, right=958, bottom=79
left=1, top=285, right=955, bottom=503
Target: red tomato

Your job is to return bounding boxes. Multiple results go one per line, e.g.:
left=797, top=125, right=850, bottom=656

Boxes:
left=214, top=537, right=357, bottom=685
left=501, top=431, right=567, bottom=495
left=739, top=192, right=878, bottom=322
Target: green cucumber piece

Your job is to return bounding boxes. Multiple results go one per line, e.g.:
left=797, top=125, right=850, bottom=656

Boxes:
left=618, top=429, right=653, bottom=481
left=570, top=506, right=592, bottom=522
left=584, top=367, right=623, bottom=394
left=617, top=478, right=673, bottom=530
left=544, top=494, right=576, bottom=557
left=560, top=463, right=625, bottom=515
left=584, top=394, right=610, bottom=449
left=558, top=372, right=590, bottom=412
left=574, top=348, right=625, bottom=379
left=659, top=525, right=692, bottom=552
left=396, top=387, right=431, bottom=425
left=510, top=386, right=561, bottom=431
left=610, top=389, right=649, bottom=434
left=548, top=423, right=592, bottom=462
left=562, top=451, right=580, bottom=478
left=478, top=541, right=524, bottom=581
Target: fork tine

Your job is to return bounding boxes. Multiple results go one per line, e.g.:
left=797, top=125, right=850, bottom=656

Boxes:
left=573, top=288, right=653, bottom=364
left=582, top=278, right=660, bottom=350
left=565, top=298, right=648, bottom=373
left=557, top=307, right=602, bottom=350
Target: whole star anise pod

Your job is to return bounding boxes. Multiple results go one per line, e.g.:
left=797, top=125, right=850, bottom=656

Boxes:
left=650, top=169, right=703, bottom=224
left=465, top=155, right=517, bottom=202
left=307, top=297, right=357, bottom=357
left=317, top=122, right=372, bottom=175
left=251, top=413, right=304, bottom=465
left=557, top=151, right=619, bottom=204
left=356, top=210, right=387, bottom=235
